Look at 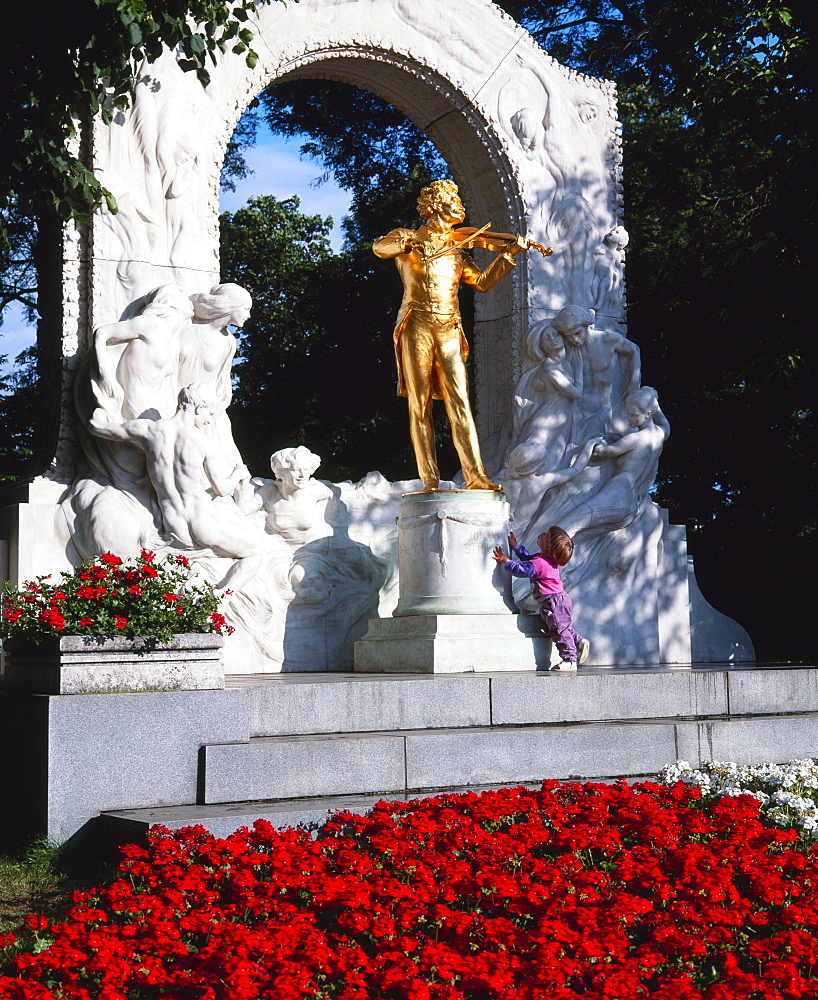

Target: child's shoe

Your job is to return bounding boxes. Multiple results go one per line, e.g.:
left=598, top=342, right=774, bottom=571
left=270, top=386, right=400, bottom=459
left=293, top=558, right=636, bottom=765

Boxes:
left=552, top=660, right=577, bottom=671
left=577, top=638, right=591, bottom=664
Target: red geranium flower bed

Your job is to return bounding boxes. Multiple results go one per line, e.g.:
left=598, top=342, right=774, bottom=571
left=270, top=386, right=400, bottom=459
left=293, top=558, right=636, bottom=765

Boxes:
left=1, top=780, right=815, bottom=999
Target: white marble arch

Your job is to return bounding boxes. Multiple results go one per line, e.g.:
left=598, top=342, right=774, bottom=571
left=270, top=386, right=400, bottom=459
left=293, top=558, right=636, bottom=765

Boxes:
left=53, top=0, right=623, bottom=484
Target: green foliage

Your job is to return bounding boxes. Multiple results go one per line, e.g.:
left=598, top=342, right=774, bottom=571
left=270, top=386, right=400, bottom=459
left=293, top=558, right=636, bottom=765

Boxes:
left=0, top=206, right=36, bottom=321
left=0, top=840, right=67, bottom=937
left=0, top=838, right=114, bottom=942
left=0, top=0, right=274, bottom=246
left=1, top=550, right=233, bottom=645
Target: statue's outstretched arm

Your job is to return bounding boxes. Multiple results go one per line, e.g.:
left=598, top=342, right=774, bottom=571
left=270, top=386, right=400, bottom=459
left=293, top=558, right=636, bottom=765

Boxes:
left=373, top=229, right=414, bottom=259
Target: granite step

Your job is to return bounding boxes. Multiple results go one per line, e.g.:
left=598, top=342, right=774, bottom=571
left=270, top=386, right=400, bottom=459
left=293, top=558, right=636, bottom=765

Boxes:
left=229, top=665, right=818, bottom=738
left=201, top=712, right=818, bottom=805
left=99, top=783, right=540, bottom=844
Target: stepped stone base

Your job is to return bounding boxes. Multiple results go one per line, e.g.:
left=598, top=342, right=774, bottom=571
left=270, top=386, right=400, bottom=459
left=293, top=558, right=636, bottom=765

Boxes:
left=1, top=663, right=815, bottom=854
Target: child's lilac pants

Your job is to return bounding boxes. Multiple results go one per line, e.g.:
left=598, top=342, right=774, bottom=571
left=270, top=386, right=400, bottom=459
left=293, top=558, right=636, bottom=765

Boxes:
left=539, top=592, right=584, bottom=662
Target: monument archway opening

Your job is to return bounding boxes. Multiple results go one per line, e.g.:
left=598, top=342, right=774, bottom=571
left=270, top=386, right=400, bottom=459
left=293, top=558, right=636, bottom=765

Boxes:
left=217, top=52, right=526, bottom=462
left=218, top=74, right=490, bottom=483
left=81, top=0, right=623, bottom=480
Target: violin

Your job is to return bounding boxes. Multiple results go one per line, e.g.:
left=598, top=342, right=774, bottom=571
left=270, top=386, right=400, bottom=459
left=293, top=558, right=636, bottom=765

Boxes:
left=452, top=224, right=553, bottom=258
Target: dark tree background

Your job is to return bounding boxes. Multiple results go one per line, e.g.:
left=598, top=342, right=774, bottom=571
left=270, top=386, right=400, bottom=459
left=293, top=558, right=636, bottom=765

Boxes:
left=1, top=1, right=813, bottom=658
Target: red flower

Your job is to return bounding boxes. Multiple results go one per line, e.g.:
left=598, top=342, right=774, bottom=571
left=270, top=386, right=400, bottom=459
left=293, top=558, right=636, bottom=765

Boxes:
left=38, top=607, right=66, bottom=631
left=23, top=915, right=49, bottom=932
left=100, top=553, right=122, bottom=567
left=5, top=763, right=814, bottom=997
left=174, top=555, right=190, bottom=566
left=114, top=616, right=128, bottom=630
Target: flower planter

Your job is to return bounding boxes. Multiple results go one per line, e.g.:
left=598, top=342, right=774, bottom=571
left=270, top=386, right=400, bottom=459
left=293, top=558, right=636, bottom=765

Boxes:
left=0, top=634, right=225, bottom=694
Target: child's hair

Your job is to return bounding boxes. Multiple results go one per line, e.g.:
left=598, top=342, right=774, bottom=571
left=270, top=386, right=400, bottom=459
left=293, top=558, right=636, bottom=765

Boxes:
left=542, top=526, right=573, bottom=566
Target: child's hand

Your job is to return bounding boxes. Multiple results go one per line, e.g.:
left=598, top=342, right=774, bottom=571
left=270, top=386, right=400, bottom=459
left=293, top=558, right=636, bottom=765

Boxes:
left=492, top=546, right=509, bottom=564
left=508, top=530, right=517, bottom=549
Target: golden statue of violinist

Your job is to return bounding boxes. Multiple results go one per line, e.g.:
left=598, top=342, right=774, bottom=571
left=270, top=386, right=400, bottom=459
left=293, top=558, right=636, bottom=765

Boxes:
left=373, top=179, right=551, bottom=492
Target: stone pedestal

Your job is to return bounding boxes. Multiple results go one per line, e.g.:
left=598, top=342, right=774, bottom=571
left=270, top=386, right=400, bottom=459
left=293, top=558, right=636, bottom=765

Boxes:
left=354, top=613, right=555, bottom=672
left=355, top=490, right=552, bottom=672
left=393, top=490, right=511, bottom=616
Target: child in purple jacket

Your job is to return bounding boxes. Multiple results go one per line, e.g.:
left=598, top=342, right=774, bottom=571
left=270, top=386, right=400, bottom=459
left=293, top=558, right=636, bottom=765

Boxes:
left=492, top=526, right=590, bottom=670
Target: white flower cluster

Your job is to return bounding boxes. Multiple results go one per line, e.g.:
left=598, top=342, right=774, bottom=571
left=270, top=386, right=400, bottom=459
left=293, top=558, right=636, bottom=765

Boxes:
left=659, top=758, right=818, bottom=837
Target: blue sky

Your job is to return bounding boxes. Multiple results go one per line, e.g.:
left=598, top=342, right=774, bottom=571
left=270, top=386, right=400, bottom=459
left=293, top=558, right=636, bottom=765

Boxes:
left=221, top=122, right=352, bottom=250
left=0, top=126, right=352, bottom=372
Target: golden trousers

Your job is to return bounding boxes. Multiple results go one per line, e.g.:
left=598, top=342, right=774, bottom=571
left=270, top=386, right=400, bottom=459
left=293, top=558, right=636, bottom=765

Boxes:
left=400, top=310, right=487, bottom=488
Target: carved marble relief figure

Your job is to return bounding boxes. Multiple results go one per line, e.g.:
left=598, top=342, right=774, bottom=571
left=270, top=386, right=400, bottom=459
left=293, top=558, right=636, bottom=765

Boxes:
left=590, top=226, right=629, bottom=322
left=67, top=283, right=254, bottom=562
left=506, top=306, right=591, bottom=473
left=69, top=289, right=390, bottom=670
left=576, top=321, right=641, bottom=440
left=89, top=384, right=261, bottom=592
left=498, top=305, right=669, bottom=621
left=499, top=60, right=616, bottom=312
left=560, top=387, right=669, bottom=542
left=92, top=284, right=194, bottom=423
left=178, top=283, right=252, bottom=474
left=249, top=447, right=386, bottom=670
